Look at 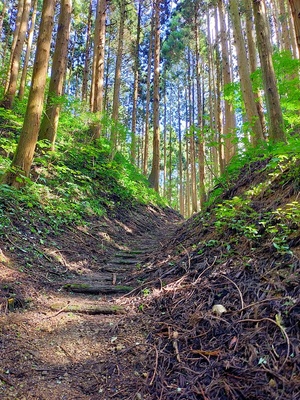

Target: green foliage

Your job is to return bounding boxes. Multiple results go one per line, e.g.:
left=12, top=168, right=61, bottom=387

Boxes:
left=207, top=137, right=300, bottom=255
left=0, top=104, right=166, bottom=236
left=225, top=50, right=300, bottom=136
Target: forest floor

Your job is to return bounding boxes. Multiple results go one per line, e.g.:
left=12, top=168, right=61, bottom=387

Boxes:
left=1, top=158, right=300, bottom=400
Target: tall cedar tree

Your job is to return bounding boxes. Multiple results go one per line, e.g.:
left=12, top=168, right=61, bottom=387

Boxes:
left=252, top=0, right=286, bottom=143
left=1, top=0, right=56, bottom=187
left=39, top=0, right=72, bottom=149
left=148, top=0, right=161, bottom=191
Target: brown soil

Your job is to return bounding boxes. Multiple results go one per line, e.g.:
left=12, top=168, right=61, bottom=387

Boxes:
left=0, top=204, right=181, bottom=399
left=1, top=160, right=300, bottom=400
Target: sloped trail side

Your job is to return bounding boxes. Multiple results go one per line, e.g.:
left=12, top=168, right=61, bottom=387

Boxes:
left=0, top=204, right=182, bottom=400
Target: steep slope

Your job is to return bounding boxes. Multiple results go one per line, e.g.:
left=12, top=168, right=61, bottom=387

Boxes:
left=124, top=153, right=300, bottom=400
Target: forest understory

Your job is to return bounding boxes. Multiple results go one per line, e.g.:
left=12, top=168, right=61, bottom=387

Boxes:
left=0, top=156, right=299, bottom=400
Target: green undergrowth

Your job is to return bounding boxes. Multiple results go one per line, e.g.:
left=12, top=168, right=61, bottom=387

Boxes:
left=0, top=107, right=165, bottom=236
left=202, top=138, right=300, bottom=256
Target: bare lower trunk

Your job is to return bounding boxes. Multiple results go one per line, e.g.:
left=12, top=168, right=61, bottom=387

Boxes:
left=253, top=0, right=286, bottom=143
left=1, top=0, right=56, bottom=187
left=148, top=0, right=161, bottom=192
left=39, top=0, right=72, bottom=149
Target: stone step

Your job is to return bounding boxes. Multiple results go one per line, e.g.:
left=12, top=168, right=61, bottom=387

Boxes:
left=110, top=258, right=139, bottom=265
left=114, top=253, right=140, bottom=259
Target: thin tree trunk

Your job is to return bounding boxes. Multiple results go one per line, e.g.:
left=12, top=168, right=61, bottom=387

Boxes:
left=289, top=0, right=300, bottom=56
left=1, top=0, right=56, bottom=187
left=0, top=0, right=8, bottom=44
left=111, top=0, right=125, bottom=154
left=143, top=13, right=154, bottom=175
left=168, top=114, right=172, bottom=204
left=278, top=0, right=292, bottom=52
left=148, top=0, right=161, bottom=192
left=252, top=0, right=286, bottom=143
left=218, top=0, right=235, bottom=165
left=194, top=16, right=206, bottom=209
left=177, top=84, right=184, bottom=216
left=18, top=0, right=38, bottom=100
left=163, top=76, right=167, bottom=197
left=287, top=0, right=299, bottom=58
left=82, top=0, right=92, bottom=103
left=130, top=0, right=142, bottom=163
left=229, top=0, right=264, bottom=146
left=214, top=6, right=225, bottom=174
left=207, top=8, right=218, bottom=178
left=4, top=0, right=24, bottom=92
left=244, top=0, right=267, bottom=139
left=91, top=0, right=106, bottom=139
left=2, top=0, right=31, bottom=108
left=39, top=0, right=72, bottom=149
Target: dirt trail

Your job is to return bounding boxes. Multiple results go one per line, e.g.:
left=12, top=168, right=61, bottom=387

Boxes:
left=0, top=204, right=182, bottom=399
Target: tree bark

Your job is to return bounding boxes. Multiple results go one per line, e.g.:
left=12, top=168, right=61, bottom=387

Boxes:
left=39, top=0, right=72, bottom=149
left=18, top=0, right=38, bottom=100
left=90, top=0, right=106, bottom=139
left=0, top=0, right=8, bottom=45
left=143, top=13, right=154, bottom=175
left=1, top=0, right=56, bottom=187
left=148, top=0, right=161, bottom=192
left=177, top=85, right=184, bottom=216
left=229, top=0, right=264, bottom=146
left=131, top=0, right=142, bottom=163
left=252, top=0, right=286, bottom=143
left=218, top=0, right=236, bottom=165
left=194, top=14, right=206, bottom=209
left=82, top=0, right=92, bottom=103
left=111, top=0, right=125, bottom=154
left=2, top=0, right=31, bottom=109
left=4, top=0, right=24, bottom=92
left=289, top=0, right=300, bottom=56
left=244, top=0, right=267, bottom=139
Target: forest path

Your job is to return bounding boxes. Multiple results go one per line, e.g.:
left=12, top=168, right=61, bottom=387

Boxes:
left=0, top=204, right=182, bottom=399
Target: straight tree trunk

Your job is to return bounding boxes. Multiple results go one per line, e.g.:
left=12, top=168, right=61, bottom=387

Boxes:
left=244, top=0, right=266, bottom=138
left=214, top=6, right=225, bottom=174
left=177, top=85, right=184, bottom=216
left=4, top=0, right=24, bottom=92
left=0, top=0, right=8, bottom=44
left=218, top=0, right=236, bottom=165
left=163, top=76, right=167, bottom=197
left=278, top=0, right=292, bottom=52
left=194, top=16, right=206, bottom=209
left=82, top=0, right=92, bottom=103
left=18, top=0, right=38, bottom=100
left=187, top=49, right=197, bottom=213
left=207, top=8, right=218, bottom=179
left=185, top=135, right=191, bottom=218
left=289, top=0, right=300, bottom=56
left=1, top=0, right=56, bottom=187
left=143, top=13, right=154, bottom=175
left=2, top=0, right=31, bottom=109
left=130, top=0, right=142, bottom=163
left=111, top=0, right=125, bottom=154
left=252, top=0, right=286, bottom=143
left=90, top=0, right=106, bottom=139
left=229, top=0, right=264, bottom=146
left=148, top=0, right=161, bottom=192
left=287, top=0, right=299, bottom=58
left=39, top=0, right=72, bottom=148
